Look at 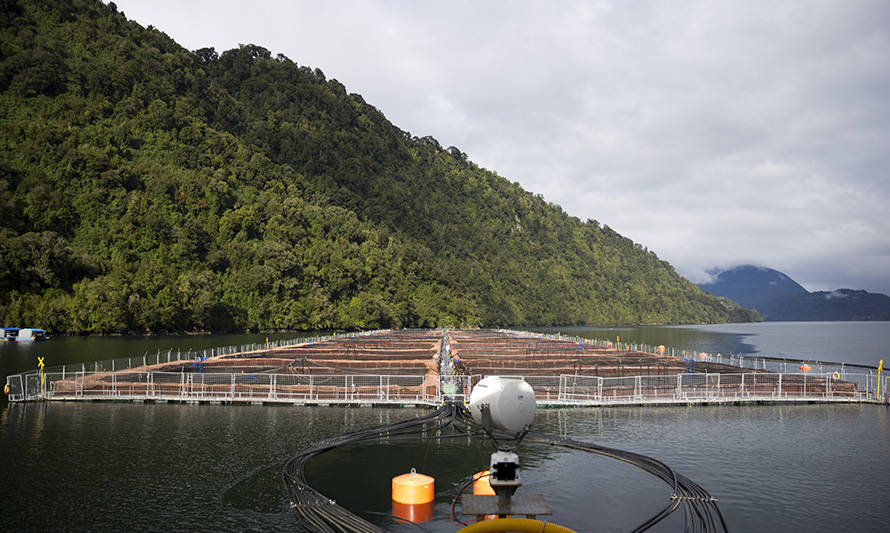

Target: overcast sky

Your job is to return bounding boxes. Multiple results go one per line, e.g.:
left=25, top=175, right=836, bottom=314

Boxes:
left=113, top=0, right=890, bottom=295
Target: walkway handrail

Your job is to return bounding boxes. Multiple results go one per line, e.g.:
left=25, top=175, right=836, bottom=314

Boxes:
left=7, top=369, right=888, bottom=405
left=6, top=328, right=886, bottom=404
left=15, top=329, right=391, bottom=377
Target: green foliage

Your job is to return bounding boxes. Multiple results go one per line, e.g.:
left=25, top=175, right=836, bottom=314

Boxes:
left=0, top=0, right=758, bottom=333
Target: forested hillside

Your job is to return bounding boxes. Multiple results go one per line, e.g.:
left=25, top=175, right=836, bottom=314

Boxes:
left=0, top=0, right=759, bottom=333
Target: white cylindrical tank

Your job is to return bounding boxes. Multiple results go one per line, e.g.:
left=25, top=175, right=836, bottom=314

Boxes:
left=468, top=376, right=536, bottom=432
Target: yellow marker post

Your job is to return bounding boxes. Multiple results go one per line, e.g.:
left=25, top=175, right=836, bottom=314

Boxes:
left=617, top=336, right=620, bottom=351
left=878, top=360, right=883, bottom=399
left=38, top=356, right=46, bottom=395
left=266, top=337, right=269, bottom=350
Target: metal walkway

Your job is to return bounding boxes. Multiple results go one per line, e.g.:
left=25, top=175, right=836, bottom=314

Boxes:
left=5, top=329, right=888, bottom=407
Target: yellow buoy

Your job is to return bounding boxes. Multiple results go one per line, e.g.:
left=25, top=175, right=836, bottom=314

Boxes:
left=392, top=468, right=434, bottom=505
left=3, top=384, right=9, bottom=394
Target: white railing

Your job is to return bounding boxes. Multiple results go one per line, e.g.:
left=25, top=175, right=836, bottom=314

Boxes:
left=21, top=329, right=391, bottom=378
left=9, top=370, right=886, bottom=406
left=12, top=370, right=436, bottom=405
left=5, top=327, right=887, bottom=405
left=552, top=371, right=884, bottom=404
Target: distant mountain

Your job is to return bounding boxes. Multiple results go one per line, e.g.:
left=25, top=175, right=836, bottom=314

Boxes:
left=699, top=265, right=890, bottom=321
left=757, top=289, right=890, bottom=321
left=699, top=265, right=808, bottom=310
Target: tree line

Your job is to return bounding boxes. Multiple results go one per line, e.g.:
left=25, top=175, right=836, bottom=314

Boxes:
left=0, top=0, right=760, bottom=333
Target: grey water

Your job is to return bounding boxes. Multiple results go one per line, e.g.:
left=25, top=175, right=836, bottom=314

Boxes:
left=535, top=321, right=890, bottom=367
left=2, top=322, right=890, bottom=531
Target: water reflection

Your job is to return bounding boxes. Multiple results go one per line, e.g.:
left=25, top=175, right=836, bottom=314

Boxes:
left=3, top=325, right=890, bottom=530
left=2, top=401, right=890, bottom=531
left=533, top=325, right=757, bottom=356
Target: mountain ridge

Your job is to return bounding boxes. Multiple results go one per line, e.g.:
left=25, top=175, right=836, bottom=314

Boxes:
left=700, top=265, right=808, bottom=310
left=0, top=0, right=759, bottom=333
left=699, top=265, right=890, bottom=321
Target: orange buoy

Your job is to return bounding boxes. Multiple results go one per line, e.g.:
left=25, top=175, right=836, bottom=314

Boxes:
left=800, top=364, right=812, bottom=372
left=392, top=500, right=434, bottom=523
left=472, top=470, right=499, bottom=520
left=473, top=470, right=495, bottom=495
left=698, top=352, right=708, bottom=360
left=657, top=345, right=666, bottom=355
left=392, top=468, right=435, bottom=505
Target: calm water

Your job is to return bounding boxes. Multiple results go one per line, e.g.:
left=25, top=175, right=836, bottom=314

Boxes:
left=535, top=321, right=890, bottom=367
left=2, top=323, right=890, bottom=531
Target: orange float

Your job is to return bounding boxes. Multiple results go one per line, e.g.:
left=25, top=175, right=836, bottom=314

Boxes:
left=473, top=470, right=495, bottom=495
left=472, top=469, right=498, bottom=520
left=392, top=468, right=435, bottom=523
left=800, top=364, right=812, bottom=372
left=392, top=500, right=434, bottom=523
left=392, top=468, right=435, bottom=504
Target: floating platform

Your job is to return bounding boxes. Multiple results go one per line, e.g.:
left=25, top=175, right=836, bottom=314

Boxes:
left=4, top=329, right=880, bottom=405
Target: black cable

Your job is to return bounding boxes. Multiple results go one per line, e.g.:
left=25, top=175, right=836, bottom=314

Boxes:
left=283, top=401, right=726, bottom=533
left=518, top=429, right=728, bottom=533
left=284, top=404, right=454, bottom=532
left=449, top=469, right=489, bottom=527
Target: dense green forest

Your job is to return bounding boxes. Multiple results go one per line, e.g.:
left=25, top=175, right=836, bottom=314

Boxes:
left=0, top=0, right=759, bottom=333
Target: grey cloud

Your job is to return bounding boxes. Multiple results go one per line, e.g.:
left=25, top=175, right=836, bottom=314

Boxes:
left=115, top=0, right=890, bottom=295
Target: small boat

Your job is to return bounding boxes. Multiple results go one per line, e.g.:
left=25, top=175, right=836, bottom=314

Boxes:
left=10, top=328, right=47, bottom=341
left=2, top=327, right=18, bottom=341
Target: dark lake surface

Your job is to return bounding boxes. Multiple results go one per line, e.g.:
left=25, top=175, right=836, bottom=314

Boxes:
left=2, top=322, right=889, bottom=531
left=533, top=321, right=890, bottom=367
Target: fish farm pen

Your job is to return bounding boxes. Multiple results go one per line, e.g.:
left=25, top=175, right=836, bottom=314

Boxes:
left=4, top=329, right=888, bottom=406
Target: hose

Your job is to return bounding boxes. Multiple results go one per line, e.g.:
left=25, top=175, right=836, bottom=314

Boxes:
left=282, top=402, right=727, bottom=533
left=457, top=518, right=576, bottom=533
left=283, top=404, right=454, bottom=532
